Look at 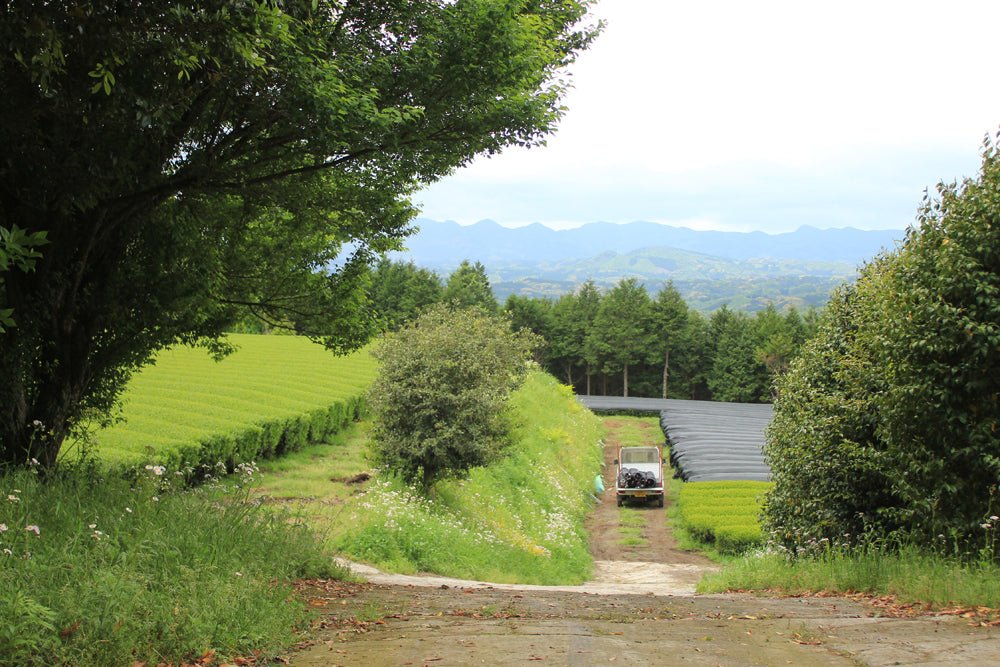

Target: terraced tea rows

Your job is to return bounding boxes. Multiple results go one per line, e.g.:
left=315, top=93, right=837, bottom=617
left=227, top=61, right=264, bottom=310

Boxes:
left=676, top=480, right=772, bottom=553
left=92, top=334, right=377, bottom=467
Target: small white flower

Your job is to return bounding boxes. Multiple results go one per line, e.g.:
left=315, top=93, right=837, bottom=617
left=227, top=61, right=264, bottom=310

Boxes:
left=234, top=571, right=243, bottom=577
left=29, top=458, right=39, bottom=467
left=982, top=523, right=992, bottom=530
left=991, top=516, right=999, bottom=521
left=2, top=548, right=11, bottom=556
left=25, top=525, right=40, bottom=535
left=152, top=496, right=159, bottom=502
left=88, top=524, right=97, bottom=529
left=125, top=507, right=132, bottom=514
left=0, top=523, right=6, bottom=532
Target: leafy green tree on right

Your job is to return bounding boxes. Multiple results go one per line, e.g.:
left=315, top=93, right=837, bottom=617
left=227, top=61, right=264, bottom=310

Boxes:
left=765, top=136, right=1000, bottom=555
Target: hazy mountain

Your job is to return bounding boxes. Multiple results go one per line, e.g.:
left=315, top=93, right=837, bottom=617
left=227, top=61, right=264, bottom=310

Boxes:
left=398, top=218, right=904, bottom=268
left=390, top=218, right=905, bottom=311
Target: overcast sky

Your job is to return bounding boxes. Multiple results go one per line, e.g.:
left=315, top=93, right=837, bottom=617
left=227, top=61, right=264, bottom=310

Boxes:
left=415, top=0, right=1000, bottom=233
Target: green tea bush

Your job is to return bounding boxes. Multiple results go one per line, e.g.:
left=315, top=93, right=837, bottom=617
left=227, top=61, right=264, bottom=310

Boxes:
left=91, top=334, right=375, bottom=469
left=676, top=481, right=772, bottom=554
left=0, top=464, right=342, bottom=667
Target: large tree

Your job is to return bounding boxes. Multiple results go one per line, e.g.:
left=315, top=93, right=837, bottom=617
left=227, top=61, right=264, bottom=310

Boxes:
left=442, top=260, right=498, bottom=312
left=0, top=1, right=598, bottom=467
left=587, top=278, right=655, bottom=397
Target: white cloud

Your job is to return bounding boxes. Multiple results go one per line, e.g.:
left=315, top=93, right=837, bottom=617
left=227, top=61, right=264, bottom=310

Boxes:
left=418, top=0, right=1000, bottom=231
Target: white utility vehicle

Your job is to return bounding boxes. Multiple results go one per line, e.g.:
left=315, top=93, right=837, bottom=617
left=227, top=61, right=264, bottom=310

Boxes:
left=614, top=446, right=664, bottom=507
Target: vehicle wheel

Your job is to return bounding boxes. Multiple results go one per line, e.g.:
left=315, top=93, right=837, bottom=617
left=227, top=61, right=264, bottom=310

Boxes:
left=656, top=496, right=664, bottom=508
left=617, top=496, right=623, bottom=507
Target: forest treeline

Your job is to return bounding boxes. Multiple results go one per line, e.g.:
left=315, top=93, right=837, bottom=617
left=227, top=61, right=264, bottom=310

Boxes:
left=362, top=258, right=820, bottom=402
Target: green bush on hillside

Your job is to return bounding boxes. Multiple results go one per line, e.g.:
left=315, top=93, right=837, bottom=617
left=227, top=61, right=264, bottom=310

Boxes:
left=339, top=372, right=603, bottom=584
left=765, top=137, right=1000, bottom=554
left=367, top=304, right=540, bottom=489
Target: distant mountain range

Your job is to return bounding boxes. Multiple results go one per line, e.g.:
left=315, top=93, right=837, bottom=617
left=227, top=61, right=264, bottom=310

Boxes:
left=391, top=219, right=906, bottom=311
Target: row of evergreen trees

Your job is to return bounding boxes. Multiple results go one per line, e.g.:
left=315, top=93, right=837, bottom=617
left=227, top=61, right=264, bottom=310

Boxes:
left=368, top=258, right=819, bottom=402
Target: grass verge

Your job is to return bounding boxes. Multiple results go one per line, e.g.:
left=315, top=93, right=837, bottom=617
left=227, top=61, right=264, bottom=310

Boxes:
left=334, top=371, right=603, bottom=584
left=698, top=545, right=1000, bottom=608
left=0, top=464, right=344, bottom=667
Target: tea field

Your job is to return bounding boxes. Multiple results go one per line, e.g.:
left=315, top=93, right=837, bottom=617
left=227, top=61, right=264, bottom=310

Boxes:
left=675, top=480, right=772, bottom=554
left=90, top=334, right=377, bottom=467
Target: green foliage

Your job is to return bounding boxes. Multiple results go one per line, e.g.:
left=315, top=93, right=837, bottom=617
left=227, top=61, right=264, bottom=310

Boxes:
left=443, top=260, right=499, bottom=312
left=763, top=276, right=902, bottom=552
left=765, top=136, right=1000, bottom=554
left=368, top=304, right=539, bottom=489
left=587, top=278, right=656, bottom=396
left=90, top=334, right=373, bottom=474
left=0, top=466, right=342, bottom=667
left=0, top=0, right=599, bottom=468
left=338, top=372, right=603, bottom=584
left=0, top=225, right=47, bottom=332
left=675, top=481, right=772, bottom=554
left=368, top=259, right=444, bottom=331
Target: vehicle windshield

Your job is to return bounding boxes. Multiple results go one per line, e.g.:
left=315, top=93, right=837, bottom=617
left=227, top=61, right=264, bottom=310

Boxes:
left=621, top=448, right=658, bottom=464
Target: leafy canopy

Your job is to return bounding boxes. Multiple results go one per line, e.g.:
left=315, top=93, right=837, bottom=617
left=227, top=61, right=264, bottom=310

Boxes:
left=764, top=134, right=1000, bottom=555
left=0, top=1, right=598, bottom=467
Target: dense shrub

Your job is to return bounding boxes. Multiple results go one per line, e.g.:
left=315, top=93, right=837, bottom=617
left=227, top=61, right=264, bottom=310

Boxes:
left=367, top=304, right=539, bottom=489
left=764, top=136, right=1000, bottom=554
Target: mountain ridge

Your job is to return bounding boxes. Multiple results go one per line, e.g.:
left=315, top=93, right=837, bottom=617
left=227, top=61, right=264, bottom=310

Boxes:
left=399, top=218, right=904, bottom=267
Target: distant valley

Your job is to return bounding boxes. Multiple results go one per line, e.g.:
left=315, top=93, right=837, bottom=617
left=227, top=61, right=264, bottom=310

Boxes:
left=392, top=218, right=906, bottom=311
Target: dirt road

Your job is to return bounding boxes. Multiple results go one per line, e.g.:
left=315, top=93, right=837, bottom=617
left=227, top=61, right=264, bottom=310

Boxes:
left=288, top=419, right=1000, bottom=666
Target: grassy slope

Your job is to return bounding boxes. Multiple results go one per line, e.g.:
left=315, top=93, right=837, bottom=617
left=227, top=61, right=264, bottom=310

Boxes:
left=0, top=467, right=342, bottom=667
left=89, top=334, right=376, bottom=463
left=334, top=371, right=604, bottom=585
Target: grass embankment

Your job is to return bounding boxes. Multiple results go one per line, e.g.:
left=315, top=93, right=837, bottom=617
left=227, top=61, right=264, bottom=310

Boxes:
left=90, top=334, right=375, bottom=471
left=0, top=465, right=343, bottom=667
left=333, top=372, right=603, bottom=584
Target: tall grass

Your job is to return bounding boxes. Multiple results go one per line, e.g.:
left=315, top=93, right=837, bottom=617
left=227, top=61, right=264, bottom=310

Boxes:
left=700, top=544, right=1000, bottom=608
left=0, top=464, right=343, bottom=667
left=335, top=372, right=603, bottom=584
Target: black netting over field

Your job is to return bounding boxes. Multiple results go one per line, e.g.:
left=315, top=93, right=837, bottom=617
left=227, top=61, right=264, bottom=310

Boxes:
left=576, top=396, right=772, bottom=482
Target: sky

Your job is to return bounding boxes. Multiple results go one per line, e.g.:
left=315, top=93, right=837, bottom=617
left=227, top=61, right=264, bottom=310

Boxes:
left=415, top=0, right=1000, bottom=233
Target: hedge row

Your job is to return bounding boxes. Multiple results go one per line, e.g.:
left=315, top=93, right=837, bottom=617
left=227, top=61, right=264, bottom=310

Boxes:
left=155, top=395, right=366, bottom=476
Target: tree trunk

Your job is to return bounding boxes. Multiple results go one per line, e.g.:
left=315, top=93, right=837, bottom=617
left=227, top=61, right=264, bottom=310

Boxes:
left=565, top=361, right=573, bottom=386
left=623, top=363, right=629, bottom=398
left=602, top=373, right=607, bottom=396
left=662, top=349, right=669, bottom=399
left=586, top=363, right=592, bottom=396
